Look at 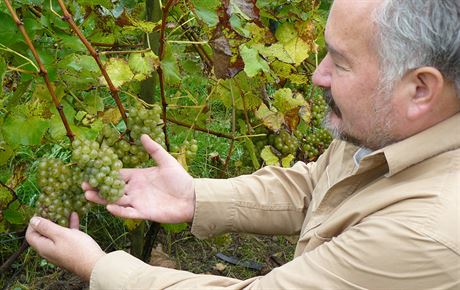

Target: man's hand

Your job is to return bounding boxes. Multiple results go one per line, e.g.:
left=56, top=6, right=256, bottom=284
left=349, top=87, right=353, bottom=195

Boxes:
left=25, top=213, right=105, bottom=281
left=84, top=134, right=196, bottom=224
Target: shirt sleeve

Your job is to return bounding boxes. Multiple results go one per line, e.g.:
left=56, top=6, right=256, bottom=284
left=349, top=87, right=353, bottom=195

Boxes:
left=191, top=161, right=319, bottom=239
left=90, top=216, right=459, bottom=290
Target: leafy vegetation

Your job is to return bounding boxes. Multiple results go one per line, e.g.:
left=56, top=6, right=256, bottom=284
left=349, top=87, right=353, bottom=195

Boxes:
left=0, top=0, right=332, bottom=287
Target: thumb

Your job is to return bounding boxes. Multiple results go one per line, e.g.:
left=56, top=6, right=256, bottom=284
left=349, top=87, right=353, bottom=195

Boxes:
left=140, top=134, right=177, bottom=167
left=69, top=212, right=80, bottom=229
left=29, top=216, right=62, bottom=239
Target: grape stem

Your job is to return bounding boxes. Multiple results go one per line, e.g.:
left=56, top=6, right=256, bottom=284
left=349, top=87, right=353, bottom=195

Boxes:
left=3, top=0, right=75, bottom=142
left=55, top=0, right=129, bottom=128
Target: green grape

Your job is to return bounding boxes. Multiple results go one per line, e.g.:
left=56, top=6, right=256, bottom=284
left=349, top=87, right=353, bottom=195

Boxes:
left=72, top=138, right=125, bottom=203
left=36, top=158, right=90, bottom=227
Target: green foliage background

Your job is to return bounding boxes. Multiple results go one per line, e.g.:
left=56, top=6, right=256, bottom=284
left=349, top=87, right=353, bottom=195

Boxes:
left=0, top=0, right=332, bottom=286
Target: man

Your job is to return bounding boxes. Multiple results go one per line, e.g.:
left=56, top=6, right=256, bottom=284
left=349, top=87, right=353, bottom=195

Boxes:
left=26, top=0, right=460, bottom=289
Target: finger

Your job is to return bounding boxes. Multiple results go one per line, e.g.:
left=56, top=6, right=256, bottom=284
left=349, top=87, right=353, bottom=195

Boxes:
left=81, top=182, right=95, bottom=191
left=26, top=220, right=55, bottom=252
left=85, top=190, right=108, bottom=205
left=28, top=217, right=63, bottom=241
left=106, top=204, right=141, bottom=219
left=69, top=212, right=80, bottom=229
left=140, top=134, right=177, bottom=167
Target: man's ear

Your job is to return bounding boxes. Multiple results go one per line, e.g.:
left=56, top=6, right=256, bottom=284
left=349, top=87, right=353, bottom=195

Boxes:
left=404, top=67, right=444, bottom=120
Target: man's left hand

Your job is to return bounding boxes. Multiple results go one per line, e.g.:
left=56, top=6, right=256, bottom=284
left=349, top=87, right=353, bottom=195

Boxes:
left=25, top=213, right=106, bottom=281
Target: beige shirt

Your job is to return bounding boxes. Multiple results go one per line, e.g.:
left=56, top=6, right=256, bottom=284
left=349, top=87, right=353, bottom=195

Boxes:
left=90, top=113, right=460, bottom=289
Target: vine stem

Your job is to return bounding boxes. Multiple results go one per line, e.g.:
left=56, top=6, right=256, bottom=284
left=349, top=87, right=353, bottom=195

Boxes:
left=167, top=117, right=233, bottom=139
left=3, top=0, right=74, bottom=141
left=55, top=0, right=129, bottom=127
left=0, top=233, right=29, bottom=274
left=157, top=0, right=178, bottom=151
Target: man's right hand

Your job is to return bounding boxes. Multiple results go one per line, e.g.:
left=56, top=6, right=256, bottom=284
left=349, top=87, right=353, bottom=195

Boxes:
left=84, top=134, right=196, bottom=224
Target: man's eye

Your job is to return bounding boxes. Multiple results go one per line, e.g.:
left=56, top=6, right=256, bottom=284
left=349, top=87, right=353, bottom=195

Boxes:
left=334, top=63, right=348, bottom=71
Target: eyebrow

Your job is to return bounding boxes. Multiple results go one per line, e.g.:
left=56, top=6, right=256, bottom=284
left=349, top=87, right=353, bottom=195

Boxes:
left=325, top=41, right=351, bottom=62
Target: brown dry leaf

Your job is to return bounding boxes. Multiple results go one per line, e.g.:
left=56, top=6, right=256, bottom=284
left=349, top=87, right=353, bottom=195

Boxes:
left=149, top=244, right=177, bottom=269
left=8, top=163, right=27, bottom=189
left=100, top=107, right=122, bottom=124
left=213, top=262, right=227, bottom=272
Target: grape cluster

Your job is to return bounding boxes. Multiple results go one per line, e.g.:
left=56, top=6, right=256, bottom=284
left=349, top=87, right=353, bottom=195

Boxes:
left=171, top=139, right=198, bottom=162
left=268, top=129, right=300, bottom=155
left=36, top=158, right=89, bottom=226
left=72, top=138, right=124, bottom=203
left=301, top=128, right=333, bottom=160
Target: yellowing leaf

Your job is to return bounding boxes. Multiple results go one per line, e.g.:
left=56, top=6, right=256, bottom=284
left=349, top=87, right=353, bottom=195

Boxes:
left=255, top=103, right=284, bottom=131
left=260, top=146, right=280, bottom=166
left=281, top=154, right=295, bottom=168
left=284, top=37, right=310, bottom=66
left=100, top=58, right=134, bottom=88
left=123, top=218, right=142, bottom=231
left=128, top=51, right=160, bottom=78
left=273, top=88, right=306, bottom=113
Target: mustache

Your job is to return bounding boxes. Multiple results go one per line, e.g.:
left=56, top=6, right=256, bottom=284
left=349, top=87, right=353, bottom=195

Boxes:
left=323, top=89, right=341, bottom=117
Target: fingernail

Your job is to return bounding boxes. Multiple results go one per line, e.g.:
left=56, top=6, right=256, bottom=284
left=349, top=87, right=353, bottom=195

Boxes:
left=30, top=217, right=40, bottom=227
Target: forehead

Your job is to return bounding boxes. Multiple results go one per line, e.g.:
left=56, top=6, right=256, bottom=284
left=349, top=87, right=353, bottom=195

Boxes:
left=325, top=0, right=381, bottom=58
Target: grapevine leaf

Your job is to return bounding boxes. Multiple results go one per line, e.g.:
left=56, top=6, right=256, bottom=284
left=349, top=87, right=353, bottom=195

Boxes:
left=101, top=107, right=122, bottom=124
left=281, top=154, right=295, bottom=168
left=161, top=45, right=181, bottom=84
left=244, top=137, right=260, bottom=169
left=128, top=51, right=160, bottom=78
left=161, top=223, right=188, bottom=234
left=2, top=114, right=49, bottom=145
left=272, top=88, right=306, bottom=113
left=213, top=75, right=262, bottom=110
left=298, top=104, right=312, bottom=124
left=240, top=44, right=270, bottom=78
left=0, top=186, right=13, bottom=208
left=81, top=91, right=104, bottom=115
left=260, top=145, right=279, bottom=166
left=283, top=37, right=310, bottom=66
left=5, top=79, right=32, bottom=110
left=274, top=22, right=310, bottom=65
left=0, top=56, right=6, bottom=94
left=123, top=218, right=142, bottom=231
left=229, top=0, right=259, bottom=20
left=4, top=200, right=25, bottom=225
left=100, top=58, right=134, bottom=88
left=124, top=16, right=158, bottom=33
left=0, top=12, right=22, bottom=46
left=0, top=143, right=14, bottom=166
left=190, top=0, right=221, bottom=27
left=255, top=103, right=284, bottom=132
left=58, top=33, right=87, bottom=52
left=77, top=0, right=113, bottom=9
left=284, top=107, right=300, bottom=131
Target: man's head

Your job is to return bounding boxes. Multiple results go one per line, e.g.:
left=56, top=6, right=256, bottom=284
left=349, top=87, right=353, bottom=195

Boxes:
left=313, top=0, right=460, bottom=150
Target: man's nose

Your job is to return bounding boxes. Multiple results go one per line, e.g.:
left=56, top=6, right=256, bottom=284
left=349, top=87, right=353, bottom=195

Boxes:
left=312, top=54, right=332, bottom=88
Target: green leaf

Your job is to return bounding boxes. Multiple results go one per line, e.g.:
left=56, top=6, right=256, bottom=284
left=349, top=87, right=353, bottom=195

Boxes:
left=190, top=0, right=221, bottom=27
left=2, top=114, right=49, bottom=145
left=128, top=51, right=160, bottom=79
left=260, top=146, right=279, bottom=166
left=0, top=12, right=22, bottom=46
left=161, top=223, right=188, bottom=234
left=0, top=56, right=6, bottom=96
left=0, top=185, right=13, bottom=208
left=100, top=58, right=134, bottom=88
left=281, top=154, right=295, bottom=168
left=161, top=44, right=181, bottom=84
left=0, top=143, right=14, bottom=166
left=240, top=44, right=270, bottom=78
left=4, top=200, right=25, bottom=225
left=5, top=79, right=32, bottom=110
left=82, top=91, right=104, bottom=115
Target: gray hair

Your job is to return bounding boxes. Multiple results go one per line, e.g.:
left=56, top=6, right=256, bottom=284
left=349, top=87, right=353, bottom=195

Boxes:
left=373, top=0, right=460, bottom=96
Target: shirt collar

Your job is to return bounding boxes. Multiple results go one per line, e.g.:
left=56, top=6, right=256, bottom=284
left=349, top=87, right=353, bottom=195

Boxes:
left=376, top=113, right=460, bottom=177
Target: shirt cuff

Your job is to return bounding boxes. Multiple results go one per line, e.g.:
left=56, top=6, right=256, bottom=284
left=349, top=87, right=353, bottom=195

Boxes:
left=90, top=250, right=146, bottom=290
left=190, top=178, right=237, bottom=239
